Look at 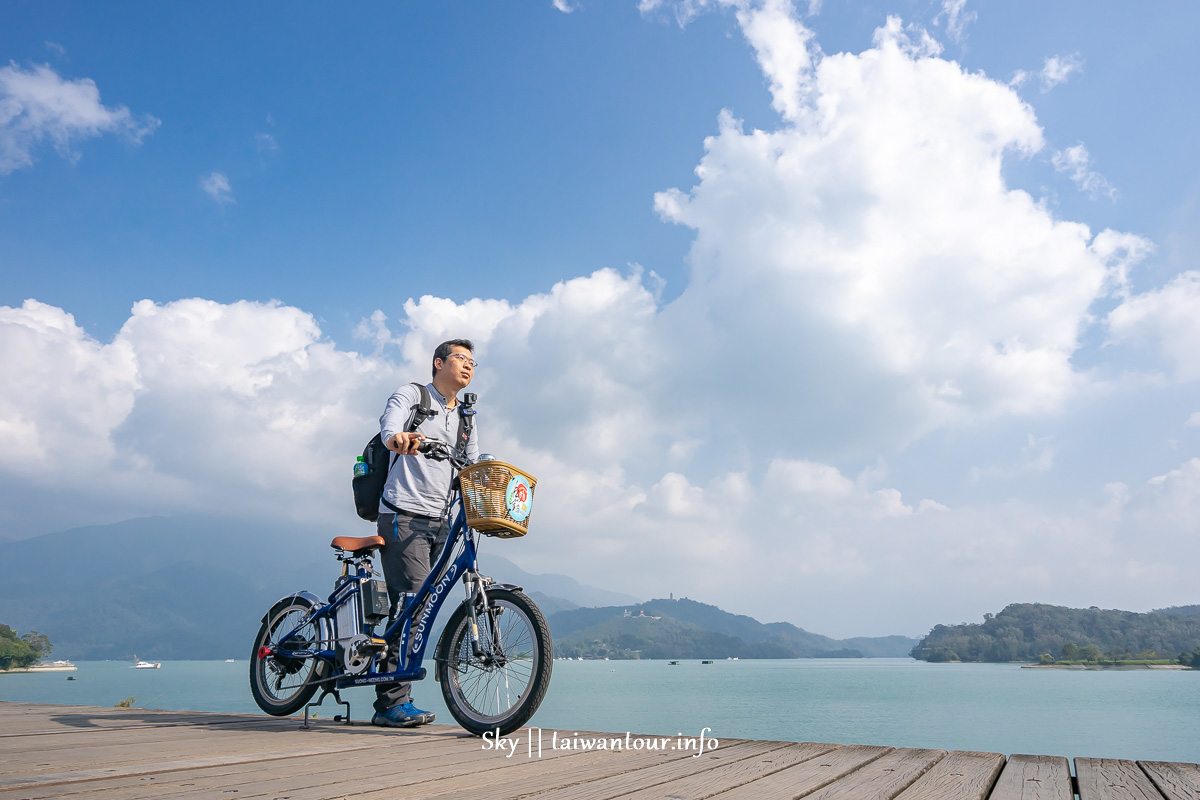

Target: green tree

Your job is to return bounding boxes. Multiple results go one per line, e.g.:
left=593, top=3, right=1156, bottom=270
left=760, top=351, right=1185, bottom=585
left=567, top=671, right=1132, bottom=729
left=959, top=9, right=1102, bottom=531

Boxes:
left=1080, top=644, right=1102, bottom=662
left=0, top=625, right=50, bottom=670
left=911, top=603, right=1200, bottom=663
left=22, top=631, right=52, bottom=659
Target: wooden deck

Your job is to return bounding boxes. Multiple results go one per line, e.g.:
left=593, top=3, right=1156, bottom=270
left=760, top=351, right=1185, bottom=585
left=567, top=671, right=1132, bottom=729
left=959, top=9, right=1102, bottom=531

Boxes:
left=2, top=702, right=1198, bottom=800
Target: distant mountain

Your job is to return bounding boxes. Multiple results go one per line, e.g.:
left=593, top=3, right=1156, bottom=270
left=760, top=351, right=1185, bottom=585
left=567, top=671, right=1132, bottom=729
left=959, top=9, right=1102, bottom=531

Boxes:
left=912, top=603, right=1200, bottom=662
left=554, top=613, right=797, bottom=660
left=0, top=516, right=326, bottom=661
left=0, top=515, right=631, bottom=660
left=548, top=598, right=919, bottom=659
left=525, top=592, right=580, bottom=616
left=482, top=553, right=639, bottom=608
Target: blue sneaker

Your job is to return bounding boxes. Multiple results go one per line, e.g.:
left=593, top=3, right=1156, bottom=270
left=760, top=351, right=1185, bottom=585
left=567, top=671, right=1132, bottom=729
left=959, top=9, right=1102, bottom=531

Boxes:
left=372, top=702, right=435, bottom=728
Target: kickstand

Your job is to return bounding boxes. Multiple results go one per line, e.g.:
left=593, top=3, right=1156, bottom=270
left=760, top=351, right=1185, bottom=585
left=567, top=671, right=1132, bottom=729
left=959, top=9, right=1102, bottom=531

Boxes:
left=300, top=685, right=352, bottom=729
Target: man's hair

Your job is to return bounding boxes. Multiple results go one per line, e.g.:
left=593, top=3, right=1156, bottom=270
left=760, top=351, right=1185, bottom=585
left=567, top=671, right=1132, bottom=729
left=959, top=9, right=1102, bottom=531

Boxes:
left=432, top=339, right=474, bottom=378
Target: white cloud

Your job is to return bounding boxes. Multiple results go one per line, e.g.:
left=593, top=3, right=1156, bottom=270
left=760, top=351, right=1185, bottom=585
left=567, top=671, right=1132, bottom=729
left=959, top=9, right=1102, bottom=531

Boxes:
left=1090, top=229, right=1154, bottom=297
left=0, top=297, right=400, bottom=531
left=1187, top=412, right=1200, bottom=427
left=44, top=42, right=66, bottom=57
left=1052, top=143, right=1116, bottom=200
left=1107, top=271, right=1200, bottom=381
left=255, top=132, right=278, bottom=154
left=731, top=0, right=819, bottom=121
left=968, top=433, right=1057, bottom=483
left=934, top=0, right=977, bottom=46
left=637, top=0, right=818, bottom=120
left=201, top=171, right=235, bottom=205
left=0, top=300, right=138, bottom=473
left=552, top=0, right=577, bottom=12
left=650, top=13, right=1141, bottom=450
left=1041, top=52, right=1083, bottom=91
left=766, top=459, right=854, bottom=497
left=0, top=62, right=159, bottom=174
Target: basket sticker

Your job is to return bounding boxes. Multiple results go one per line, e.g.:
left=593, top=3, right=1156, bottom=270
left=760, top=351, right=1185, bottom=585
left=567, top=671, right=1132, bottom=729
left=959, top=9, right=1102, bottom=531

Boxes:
left=505, top=475, right=533, bottom=522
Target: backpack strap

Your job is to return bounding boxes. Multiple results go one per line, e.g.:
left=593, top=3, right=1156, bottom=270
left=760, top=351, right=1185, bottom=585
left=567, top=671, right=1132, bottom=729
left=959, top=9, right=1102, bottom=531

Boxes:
left=455, top=395, right=476, bottom=459
left=406, top=382, right=435, bottom=431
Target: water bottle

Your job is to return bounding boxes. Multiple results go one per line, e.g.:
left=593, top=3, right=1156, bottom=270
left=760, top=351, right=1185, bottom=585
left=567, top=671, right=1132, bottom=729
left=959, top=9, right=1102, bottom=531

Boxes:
left=353, top=455, right=369, bottom=478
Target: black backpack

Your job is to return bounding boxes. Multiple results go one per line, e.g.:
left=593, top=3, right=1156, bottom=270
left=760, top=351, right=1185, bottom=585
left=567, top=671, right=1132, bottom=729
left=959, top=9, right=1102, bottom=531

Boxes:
left=352, top=383, right=475, bottom=522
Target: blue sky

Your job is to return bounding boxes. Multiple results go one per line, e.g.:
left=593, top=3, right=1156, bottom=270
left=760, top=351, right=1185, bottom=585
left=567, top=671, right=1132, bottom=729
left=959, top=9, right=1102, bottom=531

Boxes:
left=2, top=1, right=1198, bottom=636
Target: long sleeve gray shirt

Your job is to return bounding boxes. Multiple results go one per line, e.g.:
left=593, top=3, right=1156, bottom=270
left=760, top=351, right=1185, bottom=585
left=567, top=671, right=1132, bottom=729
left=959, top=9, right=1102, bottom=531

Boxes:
left=379, top=382, right=480, bottom=518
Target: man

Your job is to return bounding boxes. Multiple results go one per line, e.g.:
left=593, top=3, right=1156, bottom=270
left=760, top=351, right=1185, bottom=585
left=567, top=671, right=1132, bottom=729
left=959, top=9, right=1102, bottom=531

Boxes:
left=372, top=338, right=480, bottom=728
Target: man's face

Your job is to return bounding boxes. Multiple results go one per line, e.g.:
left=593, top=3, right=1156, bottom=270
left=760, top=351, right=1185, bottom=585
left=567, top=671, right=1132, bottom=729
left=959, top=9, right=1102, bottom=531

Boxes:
left=437, top=346, right=474, bottom=391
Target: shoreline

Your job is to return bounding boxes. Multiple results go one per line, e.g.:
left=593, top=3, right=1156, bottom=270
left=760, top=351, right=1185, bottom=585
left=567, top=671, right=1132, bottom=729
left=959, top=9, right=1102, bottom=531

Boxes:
left=0, top=665, right=78, bottom=674
left=1021, top=663, right=1191, bottom=670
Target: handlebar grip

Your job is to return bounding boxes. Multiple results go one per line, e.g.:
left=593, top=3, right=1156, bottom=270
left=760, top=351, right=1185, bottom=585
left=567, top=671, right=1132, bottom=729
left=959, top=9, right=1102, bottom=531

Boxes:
left=417, top=438, right=451, bottom=460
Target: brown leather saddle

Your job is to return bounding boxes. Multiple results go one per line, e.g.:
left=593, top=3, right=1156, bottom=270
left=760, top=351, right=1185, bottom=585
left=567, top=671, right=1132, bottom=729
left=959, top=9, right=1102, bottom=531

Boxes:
left=329, top=535, right=385, bottom=556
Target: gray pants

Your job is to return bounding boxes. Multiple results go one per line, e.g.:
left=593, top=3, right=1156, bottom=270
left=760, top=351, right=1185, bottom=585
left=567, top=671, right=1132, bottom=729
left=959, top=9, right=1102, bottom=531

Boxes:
left=373, top=511, right=446, bottom=714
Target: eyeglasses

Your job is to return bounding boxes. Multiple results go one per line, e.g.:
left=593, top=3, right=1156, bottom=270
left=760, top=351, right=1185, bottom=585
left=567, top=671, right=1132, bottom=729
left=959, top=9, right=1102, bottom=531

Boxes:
left=444, top=353, right=478, bottom=368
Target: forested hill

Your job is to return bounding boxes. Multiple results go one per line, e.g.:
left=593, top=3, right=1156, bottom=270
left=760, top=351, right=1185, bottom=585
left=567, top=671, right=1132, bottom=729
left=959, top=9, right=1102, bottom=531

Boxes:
left=549, top=598, right=918, bottom=659
left=1153, top=604, right=1200, bottom=617
left=912, top=603, right=1200, bottom=663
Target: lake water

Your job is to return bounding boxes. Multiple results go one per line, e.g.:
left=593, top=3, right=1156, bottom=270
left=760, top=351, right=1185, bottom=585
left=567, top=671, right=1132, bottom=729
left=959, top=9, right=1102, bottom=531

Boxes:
left=3, top=658, right=1197, bottom=764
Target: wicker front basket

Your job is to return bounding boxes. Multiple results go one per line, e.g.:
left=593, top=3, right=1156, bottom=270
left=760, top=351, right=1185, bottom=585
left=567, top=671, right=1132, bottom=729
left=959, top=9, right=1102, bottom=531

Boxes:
left=458, top=460, right=538, bottom=538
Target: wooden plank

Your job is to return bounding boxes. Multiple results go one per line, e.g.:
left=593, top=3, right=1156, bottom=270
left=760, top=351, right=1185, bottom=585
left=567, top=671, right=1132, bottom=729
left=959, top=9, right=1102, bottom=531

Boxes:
left=161, top=728, right=652, bottom=800
left=615, top=742, right=838, bottom=800
left=0, top=719, right=340, bottom=756
left=0, top=703, right=272, bottom=736
left=0, top=725, right=458, bottom=792
left=709, top=744, right=891, bottom=800
left=1076, top=758, right=1166, bottom=800
left=0, top=729, right=446, bottom=783
left=47, top=727, right=698, bottom=800
left=989, top=755, right=1073, bottom=800
left=413, top=750, right=698, bottom=800
left=1139, top=762, right=1200, bottom=800
left=10, top=732, right=502, bottom=800
left=797, top=747, right=946, bottom=800
left=893, top=751, right=1006, bottom=800
left=308, top=741, right=694, bottom=800
left=519, top=740, right=789, bottom=800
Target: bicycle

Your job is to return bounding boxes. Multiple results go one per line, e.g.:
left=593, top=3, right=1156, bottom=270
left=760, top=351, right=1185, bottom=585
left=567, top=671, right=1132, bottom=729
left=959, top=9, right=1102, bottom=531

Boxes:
left=249, top=438, right=552, bottom=736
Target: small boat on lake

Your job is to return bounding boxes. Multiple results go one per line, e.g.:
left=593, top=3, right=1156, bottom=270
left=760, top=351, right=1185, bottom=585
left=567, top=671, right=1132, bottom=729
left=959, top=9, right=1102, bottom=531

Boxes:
left=132, top=655, right=161, bottom=669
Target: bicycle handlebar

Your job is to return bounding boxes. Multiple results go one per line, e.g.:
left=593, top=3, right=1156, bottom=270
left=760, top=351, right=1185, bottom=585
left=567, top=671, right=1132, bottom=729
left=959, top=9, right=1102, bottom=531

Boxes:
left=417, top=437, right=472, bottom=469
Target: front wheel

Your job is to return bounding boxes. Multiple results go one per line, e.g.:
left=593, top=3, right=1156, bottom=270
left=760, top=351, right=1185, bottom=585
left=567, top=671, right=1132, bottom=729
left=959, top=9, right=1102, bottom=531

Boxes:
left=250, top=596, right=327, bottom=716
left=435, top=588, right=552, bottom=736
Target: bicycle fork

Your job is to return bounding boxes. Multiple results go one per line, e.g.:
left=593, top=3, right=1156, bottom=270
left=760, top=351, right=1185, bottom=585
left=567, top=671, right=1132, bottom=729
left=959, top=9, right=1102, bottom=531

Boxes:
left=463, top=570, right=496, bottom=663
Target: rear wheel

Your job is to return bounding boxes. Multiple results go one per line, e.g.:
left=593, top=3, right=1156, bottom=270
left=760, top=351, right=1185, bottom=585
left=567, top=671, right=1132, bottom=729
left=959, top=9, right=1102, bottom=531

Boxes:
left=250, top=596, right=327, bottom=716
left=436, top=588, right=552, bottom=736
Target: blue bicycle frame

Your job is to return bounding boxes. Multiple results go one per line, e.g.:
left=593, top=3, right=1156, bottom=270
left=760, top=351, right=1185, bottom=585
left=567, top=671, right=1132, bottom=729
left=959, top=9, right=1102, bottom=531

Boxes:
left=272, top=499, right=498, bottom=689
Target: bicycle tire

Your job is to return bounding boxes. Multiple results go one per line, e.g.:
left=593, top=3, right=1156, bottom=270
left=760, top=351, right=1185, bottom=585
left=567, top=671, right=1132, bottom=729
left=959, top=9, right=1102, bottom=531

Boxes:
left=435, top=588, right=553, bottom=736
left=249, top=596, right=326, bottom=716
